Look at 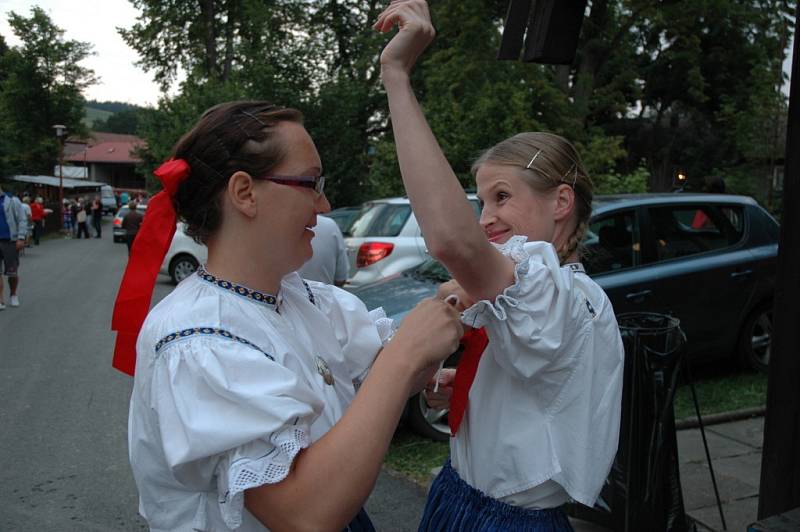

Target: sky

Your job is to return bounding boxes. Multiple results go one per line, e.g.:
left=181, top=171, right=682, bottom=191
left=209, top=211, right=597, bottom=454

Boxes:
left=0, top=1, right=795, bottom=106
left=0, top=0, right=165, bottom=107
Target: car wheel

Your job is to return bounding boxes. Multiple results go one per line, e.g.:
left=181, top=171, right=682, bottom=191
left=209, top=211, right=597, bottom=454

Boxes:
left=738, top=303, right=773, bottom=372
left=406, top=392, right=450, bottom=442
left=170, top=254, right=199, bottom=285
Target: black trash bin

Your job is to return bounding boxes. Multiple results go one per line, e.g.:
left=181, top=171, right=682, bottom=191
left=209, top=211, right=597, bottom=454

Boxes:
left=568, top=312, right=695, bottom=532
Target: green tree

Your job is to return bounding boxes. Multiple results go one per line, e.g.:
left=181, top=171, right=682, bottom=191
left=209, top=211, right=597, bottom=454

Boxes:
left=0, top=7, right=96, bottom=176
left=92, top=108, right=143, bottom=134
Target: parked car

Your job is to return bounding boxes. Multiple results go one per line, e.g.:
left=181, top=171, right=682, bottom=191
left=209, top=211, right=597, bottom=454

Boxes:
left=344, top=195, right=480, bottom=288
left=324, top=206, right=363, bottom=236
left=160, top=222, right=208, bottom=284
left=349, top=193, right=779, bottom=440
left=112, top=203, right=147, bottom=242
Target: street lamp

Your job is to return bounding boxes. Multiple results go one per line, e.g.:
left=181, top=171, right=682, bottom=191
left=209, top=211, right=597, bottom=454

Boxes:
left=53, top=124, right=66, bottom=231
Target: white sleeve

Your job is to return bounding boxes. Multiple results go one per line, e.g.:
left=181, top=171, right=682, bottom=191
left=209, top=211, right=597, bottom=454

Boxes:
left=334, top=229, right=349, bottom=283
left=461, top=239, right=585, bottom=381
left=150, top=336, right=323, bottom=529
left=312, top=283, right=388, bottom=384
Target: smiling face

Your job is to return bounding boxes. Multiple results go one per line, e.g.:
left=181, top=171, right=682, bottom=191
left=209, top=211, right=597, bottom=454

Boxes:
left=475, top=163, right=558, bottom=245
left=255, top=121, right=330, bottom=272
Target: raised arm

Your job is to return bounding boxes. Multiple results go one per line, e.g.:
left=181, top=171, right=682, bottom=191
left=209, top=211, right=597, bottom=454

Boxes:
left=375, top=0, right=515, bottom=301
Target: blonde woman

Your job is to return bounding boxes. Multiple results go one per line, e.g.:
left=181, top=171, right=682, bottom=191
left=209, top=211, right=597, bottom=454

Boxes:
left=375, top=2, right=624, bottom=530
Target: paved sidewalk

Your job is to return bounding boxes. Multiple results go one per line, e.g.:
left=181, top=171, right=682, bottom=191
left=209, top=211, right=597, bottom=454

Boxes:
left=678, top=416, right=764, bottom=532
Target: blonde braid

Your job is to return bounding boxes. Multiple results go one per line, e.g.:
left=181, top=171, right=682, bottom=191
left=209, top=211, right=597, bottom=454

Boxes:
left=558, top=219, right=589, bottom=265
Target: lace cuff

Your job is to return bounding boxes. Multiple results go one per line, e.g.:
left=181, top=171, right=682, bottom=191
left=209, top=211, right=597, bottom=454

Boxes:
left=368, top=307, right=396, bottom=345
left=461, top=236, right=535, bottom=329
left=217, top=425, right=310, bottom=529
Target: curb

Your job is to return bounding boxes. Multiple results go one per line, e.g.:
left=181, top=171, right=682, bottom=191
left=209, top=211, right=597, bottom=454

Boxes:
left=674, top=406, right=765, bottom=430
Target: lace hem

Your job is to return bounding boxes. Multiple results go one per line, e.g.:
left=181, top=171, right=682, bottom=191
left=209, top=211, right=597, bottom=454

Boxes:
left=461, top=239, right=560, bottom=329
left=218, top=425, right=310, bottom=529
left=368, top=307, right=396, bottom=345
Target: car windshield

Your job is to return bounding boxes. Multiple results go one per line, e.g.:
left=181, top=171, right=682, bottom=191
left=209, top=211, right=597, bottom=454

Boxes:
left=348, top=203, right=411, bottom=237
left=408, top=258, right=451, bottom=283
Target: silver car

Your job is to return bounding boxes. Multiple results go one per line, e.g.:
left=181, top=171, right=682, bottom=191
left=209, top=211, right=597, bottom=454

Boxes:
left=344, top=195, right=480, bottom=288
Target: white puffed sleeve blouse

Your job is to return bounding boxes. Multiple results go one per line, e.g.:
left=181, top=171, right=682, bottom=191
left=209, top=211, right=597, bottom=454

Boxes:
left=128, top=269, right=390, bottom=532
left=453, top=238, right=624, bottom=509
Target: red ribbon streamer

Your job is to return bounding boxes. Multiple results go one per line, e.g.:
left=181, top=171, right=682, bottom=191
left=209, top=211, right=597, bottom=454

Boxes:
left=111, top=159, right=190, bottom=375
left=448, top=327, right=489, bottom=436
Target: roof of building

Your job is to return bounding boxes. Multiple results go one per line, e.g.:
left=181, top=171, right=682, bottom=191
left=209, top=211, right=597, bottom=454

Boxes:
left=6, top=175, right=108, bottom=189
left=65, top=140, right=144, bottom=164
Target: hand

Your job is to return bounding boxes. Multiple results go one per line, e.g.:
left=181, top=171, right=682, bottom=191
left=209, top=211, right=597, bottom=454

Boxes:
left=436, top=280, right=474, bottom=312
left=373, top=0, right=435, bottom=77
left=423, top=368, right=455, bottom=410
left=391, top=297, right=463, bottom=371
left=15, top=240, right=24, bottom=251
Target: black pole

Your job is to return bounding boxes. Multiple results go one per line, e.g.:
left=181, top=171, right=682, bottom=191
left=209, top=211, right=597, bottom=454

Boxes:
left=758, top=1, right=800, bottom=520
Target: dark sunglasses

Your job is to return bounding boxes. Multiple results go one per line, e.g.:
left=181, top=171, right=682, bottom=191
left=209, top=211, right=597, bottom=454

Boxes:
left=254, top=174, right=326, bottom=196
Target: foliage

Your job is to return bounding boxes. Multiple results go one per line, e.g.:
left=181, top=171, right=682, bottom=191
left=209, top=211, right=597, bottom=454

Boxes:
left=91, top=109, right=143, bottom=135
left=0, top=7, right=96, bottom=176
left=121, top=0, right=794, bottom=206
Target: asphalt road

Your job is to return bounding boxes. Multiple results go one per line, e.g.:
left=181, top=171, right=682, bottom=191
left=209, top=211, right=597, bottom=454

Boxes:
left=0, top=220, right=426, bottom=531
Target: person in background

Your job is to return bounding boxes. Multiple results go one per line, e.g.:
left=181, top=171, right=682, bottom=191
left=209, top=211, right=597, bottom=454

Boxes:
left=91, top=195, right=103, bottom=238
left=20, top=197, right=33, bottom=248
left=298, top=214, right=350, bottom=286
left=121, top=201, right=143, bottom=255
left=75, top=199, right=90, bottom=239
left=0, top=183, right=29, bottom=309
left=30, top=197, right=45, bottom=245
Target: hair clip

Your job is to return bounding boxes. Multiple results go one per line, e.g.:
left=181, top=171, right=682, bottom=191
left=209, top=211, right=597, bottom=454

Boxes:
left=562, top=163, right=578, bottom=188
left=240, top=110, right=266, bottom=127
left=526, top=149, right=543, bottom=169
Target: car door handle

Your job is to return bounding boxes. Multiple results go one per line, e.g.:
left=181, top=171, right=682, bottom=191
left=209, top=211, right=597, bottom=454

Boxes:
left=626, top=290, right=653, bottom=301
left=730, top=269, right=753, bottom=280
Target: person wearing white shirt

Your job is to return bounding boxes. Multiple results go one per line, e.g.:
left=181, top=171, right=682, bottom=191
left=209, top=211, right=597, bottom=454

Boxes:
left=298, top=214, right=350, bottom=286
left=376, top=3, right=624, bottom=530
left=115, top=101, right=463, bottom=532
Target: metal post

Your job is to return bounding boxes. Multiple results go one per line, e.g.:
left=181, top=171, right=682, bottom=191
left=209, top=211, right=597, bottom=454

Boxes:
left=53, top=124, right=66, bottom=232
left=758, top=1, right=800, bottom=520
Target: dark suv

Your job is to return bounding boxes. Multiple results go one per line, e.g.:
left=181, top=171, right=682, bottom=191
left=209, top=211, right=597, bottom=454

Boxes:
left=349, top=193, right=779, bottom=440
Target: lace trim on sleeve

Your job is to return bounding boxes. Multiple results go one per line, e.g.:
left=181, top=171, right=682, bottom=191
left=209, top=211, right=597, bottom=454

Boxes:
left=461, top=236, right=539, bottom=329
left=217, top=425, right=310, bottom=529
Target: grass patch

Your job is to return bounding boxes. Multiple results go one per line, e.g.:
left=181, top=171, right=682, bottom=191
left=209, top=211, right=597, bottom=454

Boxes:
left=385, top=426, right=449, bottom=485
left=674, top=370, right=767, bottom=419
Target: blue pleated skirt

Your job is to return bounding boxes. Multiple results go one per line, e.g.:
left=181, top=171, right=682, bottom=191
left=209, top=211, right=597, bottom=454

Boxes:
left=344, top=507, right=375, bottom=531
left=418, top=461, right=574, bottom=532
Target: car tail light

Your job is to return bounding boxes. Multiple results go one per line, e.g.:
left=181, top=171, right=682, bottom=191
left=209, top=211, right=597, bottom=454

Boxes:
left=113, top=218, right=121, bottom=226
left=356, top=242, right=394, bottom=268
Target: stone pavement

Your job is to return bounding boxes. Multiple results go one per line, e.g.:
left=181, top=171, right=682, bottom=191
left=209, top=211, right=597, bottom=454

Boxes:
left=678, top=416, right=764, bottom=532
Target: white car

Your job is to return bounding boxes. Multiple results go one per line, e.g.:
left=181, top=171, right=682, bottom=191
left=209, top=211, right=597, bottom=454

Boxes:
left=160, top=223, right=208, bottom=284
left=344, top=195, right=480, bottom=288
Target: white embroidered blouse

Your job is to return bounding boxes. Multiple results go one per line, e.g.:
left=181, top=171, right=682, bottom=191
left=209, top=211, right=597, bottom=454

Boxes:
left=452, top=238, right=625, bottom=509
left=128, top=269, right=390, bottom=532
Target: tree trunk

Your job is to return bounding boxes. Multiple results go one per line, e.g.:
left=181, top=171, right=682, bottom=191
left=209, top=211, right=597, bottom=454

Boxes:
left=200, top=0, right=219, bottom=80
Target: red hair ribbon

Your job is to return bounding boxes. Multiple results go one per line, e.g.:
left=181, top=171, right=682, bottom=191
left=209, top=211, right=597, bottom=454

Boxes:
left=448, top=327, right=489, bottom=436
left=111, top=158, right=190, bottom=375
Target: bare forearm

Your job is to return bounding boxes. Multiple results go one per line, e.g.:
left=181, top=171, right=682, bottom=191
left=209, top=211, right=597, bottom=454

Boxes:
left=245, top=345, right=418, bottom=531
left=383, top=69, right=487, bottom=259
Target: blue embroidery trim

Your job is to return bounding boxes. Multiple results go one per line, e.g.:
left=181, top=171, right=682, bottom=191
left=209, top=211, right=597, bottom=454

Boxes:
left=154, top=327, right=275, bottom=361
left=196, top=268, right=278, bottom=307
left=302, top=280, right=316, bottom=305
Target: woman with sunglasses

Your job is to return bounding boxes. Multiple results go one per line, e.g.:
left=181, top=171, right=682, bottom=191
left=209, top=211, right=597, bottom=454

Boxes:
left=113, top=101, right=463, bottom=532
left=374, top=2, right=624, bottom=531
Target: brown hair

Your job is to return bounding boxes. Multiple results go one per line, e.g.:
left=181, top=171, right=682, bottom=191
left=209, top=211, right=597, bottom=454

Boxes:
left=472, top=132, right=593, bottom=264
left=171, top=101, right=303, bottom=244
